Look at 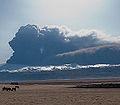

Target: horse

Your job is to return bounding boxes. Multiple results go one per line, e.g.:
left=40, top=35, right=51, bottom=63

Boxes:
left=12, top=86, right=19, bottom=91
left=2, top=87, right=12, bottom=91
left=2, top=86, right=7, bottom=91
left=11, top=87, right=16, bottom=91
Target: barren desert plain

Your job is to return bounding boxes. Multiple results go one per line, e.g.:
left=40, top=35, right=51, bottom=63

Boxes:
left=0, top=79, right=120, bottom=105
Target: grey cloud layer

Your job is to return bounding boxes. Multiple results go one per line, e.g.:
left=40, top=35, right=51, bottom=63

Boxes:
left=7, top=24, right=120, bottom=65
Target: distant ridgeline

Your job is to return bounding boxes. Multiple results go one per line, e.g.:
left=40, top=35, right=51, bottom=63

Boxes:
left=7, top=24, right=120, bottom=65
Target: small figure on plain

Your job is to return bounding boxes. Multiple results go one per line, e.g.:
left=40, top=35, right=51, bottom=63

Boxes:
left=2, top=86, right=6, bottom=91
left=2, top=87, right=11, bottom=91
left=15, top=86, right=19, bottom=89
left=2, top=86, right=19, bottom=91
left=11, top=87, right=16, bottom=91
left=11, top=86, right=20, bottom=91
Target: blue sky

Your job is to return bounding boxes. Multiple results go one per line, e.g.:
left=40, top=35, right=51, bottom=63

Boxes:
left=0, top=0, right=120, bottom=63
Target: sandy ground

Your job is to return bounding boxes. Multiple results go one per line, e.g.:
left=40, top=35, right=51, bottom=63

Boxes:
left=0, top=81, right=120, bottom=105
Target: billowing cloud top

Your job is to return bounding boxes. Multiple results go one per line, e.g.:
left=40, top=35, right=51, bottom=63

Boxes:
left=7, top=24, right=120, bottom=65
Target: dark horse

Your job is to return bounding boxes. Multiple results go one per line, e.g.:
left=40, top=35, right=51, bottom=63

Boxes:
left=2, top=87, right=11, bottom=91
left=11, top=86, right=19, bottom=91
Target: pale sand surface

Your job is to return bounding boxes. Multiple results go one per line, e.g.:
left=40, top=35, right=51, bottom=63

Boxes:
left=0, top=80, right=120, bottom=105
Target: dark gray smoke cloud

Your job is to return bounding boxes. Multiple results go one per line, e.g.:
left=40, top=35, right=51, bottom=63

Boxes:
left=7, top=24, right=120, bottom=65
left=54, top=44, right=120, bottom=65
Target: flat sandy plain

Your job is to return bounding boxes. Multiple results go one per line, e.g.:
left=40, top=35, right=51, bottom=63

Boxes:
left=0, top=79, right=120, bottom=105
